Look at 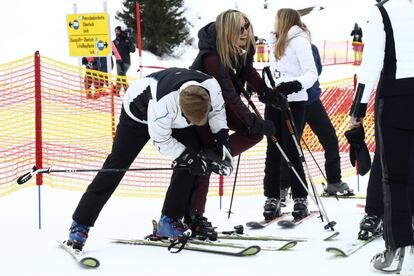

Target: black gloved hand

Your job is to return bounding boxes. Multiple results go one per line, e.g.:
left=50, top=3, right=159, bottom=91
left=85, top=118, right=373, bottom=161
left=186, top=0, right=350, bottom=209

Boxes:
left=344, top=127, right=371, bottom=176
left=116, top=59, right=124, bottom=65
left=174, top=147, right=208, bottom=175
left=250, top=116, right=276, bottom=136
left=258, top=87, right=289, bottom=111
left=274, top=81, right=303, bottom=96
left=213, top=129, right=232, bottom=159
left=200, top=148, right=233, bottom=176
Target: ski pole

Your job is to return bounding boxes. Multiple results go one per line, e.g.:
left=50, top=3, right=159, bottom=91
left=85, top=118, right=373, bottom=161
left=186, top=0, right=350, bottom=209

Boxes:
left=227, top=154, right=241, bottom=219
left=17, top=165, right=188, bottom=185
left=237, top=80, right=336, bottom=230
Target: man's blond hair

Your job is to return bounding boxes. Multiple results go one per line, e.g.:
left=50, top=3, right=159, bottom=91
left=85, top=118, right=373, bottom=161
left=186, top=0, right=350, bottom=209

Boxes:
left=179, top=85, right=211, bottom=126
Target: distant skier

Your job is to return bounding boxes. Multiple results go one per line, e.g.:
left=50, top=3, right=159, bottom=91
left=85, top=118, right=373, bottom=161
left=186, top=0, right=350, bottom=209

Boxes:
left=349, top=0, right=414, bottom=273
left=66, top=67, right=232, bottom=251
left=350, top=23, right=364, bottom=65
left=112, top=26, right=136, bottom=96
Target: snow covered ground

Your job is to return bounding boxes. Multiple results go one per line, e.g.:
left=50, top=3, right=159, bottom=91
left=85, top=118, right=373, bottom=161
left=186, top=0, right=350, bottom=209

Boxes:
left=0, top=174, right=392, bottom=276
left=0, top=0, right=390, bottom=275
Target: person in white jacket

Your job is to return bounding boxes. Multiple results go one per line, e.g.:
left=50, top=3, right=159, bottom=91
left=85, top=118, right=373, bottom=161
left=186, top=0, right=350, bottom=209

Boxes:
left=262, top=8, right=318, bottom=221
left=65, top=68, right=232, bottom=251
left=349, top=0, right=414, bottom=273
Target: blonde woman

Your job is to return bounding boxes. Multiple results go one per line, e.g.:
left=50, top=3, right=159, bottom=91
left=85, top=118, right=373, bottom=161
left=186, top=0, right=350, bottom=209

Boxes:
left=189, top=9, right=286, bottom=235
left=262, top=8, right=318, bottom=220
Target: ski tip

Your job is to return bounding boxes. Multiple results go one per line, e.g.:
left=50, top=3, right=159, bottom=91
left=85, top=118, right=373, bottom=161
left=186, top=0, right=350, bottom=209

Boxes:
left=245, top=221, right=265, bottom=229
left=277, top=220, right=296, bottom=229
left=80, top=257, right=100, bottom=268
left=326, top=247, right=347, bottom=257
left=239, top=245, right=261, bottom=256
left=279, top=240, right=297, bottom=250
left=324, top=231, right=340, bottom=241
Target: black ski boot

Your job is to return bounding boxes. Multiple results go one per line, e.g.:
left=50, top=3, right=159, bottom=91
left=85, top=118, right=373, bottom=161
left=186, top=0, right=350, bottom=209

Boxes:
left=185, top=214, right=218, bottom=241
left=358, top=214, right=383, bottom=240
left=280, top=188, right=290, bottom=207
left=263, top=197, right=281, bottom=221
left=324, top=181, right=354, bottom=196
left=292, top=198, right=309, bottom=220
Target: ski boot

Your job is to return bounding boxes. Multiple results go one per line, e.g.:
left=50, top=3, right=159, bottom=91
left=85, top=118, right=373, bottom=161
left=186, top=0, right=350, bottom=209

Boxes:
left=156, top=215, right=187, bottom=240
left=358, top=214, right=383, bottom=240
left=185, top=214, right=218, bottom=241
left=263, top=197, right=281, bottom=221
left=292, top=198, right=309, bottom=220
left=371, top=246, right=414, bottom=274
left=280, top=188, right=290, bottom=207
left=324, top=181, right=354, bottom=196
left=67, top=221, right=90, bottom=251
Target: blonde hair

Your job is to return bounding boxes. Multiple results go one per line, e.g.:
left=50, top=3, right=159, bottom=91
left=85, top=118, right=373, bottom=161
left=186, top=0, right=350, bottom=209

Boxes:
left=215, top=10, right=256, bottom=69
left=179, top=85, right=211, bottom=126
left=274, top=8, right=310, bottom=60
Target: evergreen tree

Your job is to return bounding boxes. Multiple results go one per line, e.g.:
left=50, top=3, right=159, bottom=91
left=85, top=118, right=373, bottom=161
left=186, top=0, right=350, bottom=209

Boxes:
left=116, top=0, right=190, bottom=57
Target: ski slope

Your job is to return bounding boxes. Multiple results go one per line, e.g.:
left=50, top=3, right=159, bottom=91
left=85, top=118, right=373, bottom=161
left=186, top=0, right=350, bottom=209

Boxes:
left=0, top=174, right=392, bottom=276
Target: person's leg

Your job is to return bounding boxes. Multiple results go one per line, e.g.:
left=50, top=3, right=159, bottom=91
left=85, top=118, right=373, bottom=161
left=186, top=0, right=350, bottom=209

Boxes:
left=161, top=126, right=201, bottom=219
left=69, top=108, right=149, bottom=250
left=263, top=105, right=283, bottom=199
left=358, top=152, right=384, bottom=239
left=306, top=100, right=342, bottom=185
left=72, top=108, right=150, bottom=226
left=283, top=102, right=308, bottom=218
left=377, top=97, right=414, bottom=249
left=189, top=108, right=263, bottom=216
left=371, top=96, right=414, bottom=273
left=262, top=105, right=283, bottom=220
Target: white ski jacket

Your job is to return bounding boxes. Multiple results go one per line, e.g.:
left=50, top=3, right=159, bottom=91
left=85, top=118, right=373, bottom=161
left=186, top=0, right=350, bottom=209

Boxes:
left=350, top=0, right=414, bottom=117
left=267, top=25, right=318, bottom=102
left=123, top=68, right=228, bottom=159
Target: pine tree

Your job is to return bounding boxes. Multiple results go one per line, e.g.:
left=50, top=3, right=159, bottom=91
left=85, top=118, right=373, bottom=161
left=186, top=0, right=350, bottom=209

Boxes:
left=116, top=0, right=190, bottom=57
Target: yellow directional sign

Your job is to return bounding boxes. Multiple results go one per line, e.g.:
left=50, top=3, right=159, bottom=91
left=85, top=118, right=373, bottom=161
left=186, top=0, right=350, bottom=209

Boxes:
left=66, top=13, right=111, bottom=57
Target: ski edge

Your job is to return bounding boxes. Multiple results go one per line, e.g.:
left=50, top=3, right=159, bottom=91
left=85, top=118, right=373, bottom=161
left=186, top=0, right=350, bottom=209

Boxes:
left=110, top=238, right=261, bottom=257
left=58, top=240, right=100, bottom=268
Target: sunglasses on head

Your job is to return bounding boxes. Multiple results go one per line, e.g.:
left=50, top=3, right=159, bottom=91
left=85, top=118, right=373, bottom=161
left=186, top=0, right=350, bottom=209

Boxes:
left=240, top=22, right=250, bottom=34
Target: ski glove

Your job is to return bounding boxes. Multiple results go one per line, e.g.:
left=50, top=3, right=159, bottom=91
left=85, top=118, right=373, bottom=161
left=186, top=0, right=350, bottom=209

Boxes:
left=213, top=129, right=233, bottom=162
left=174, top=147, right=208, bottom=176
left=344, top=127, right=371, bottom=176
left=200, top=148, right=233, bottom=176
left=274, top=81, right=303, bottom=96
left=250, top=116, right=276, bottom=136
left=258, top=87, right=289, bottom=111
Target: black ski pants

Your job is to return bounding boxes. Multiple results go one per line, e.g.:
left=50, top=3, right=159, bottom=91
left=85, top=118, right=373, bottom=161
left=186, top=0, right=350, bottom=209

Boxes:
left=280, top=99, right=341, bottom=189
left=263, top=101, right=308, bottom=199
left=376, top=95, right=414, bottom=249
left=365, top=152, right=414, bottom=216
left=73, top=107, right=201, bottom=226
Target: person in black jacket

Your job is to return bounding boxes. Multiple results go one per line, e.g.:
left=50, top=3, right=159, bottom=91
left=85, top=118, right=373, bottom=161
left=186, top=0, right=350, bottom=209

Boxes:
left=350, top=23, right=364, bottom=65
left=349, top=0, right=414, bottom=273
left=189, top=9, right=286, bottom=232
left=112, top=26, right=136, bottom=95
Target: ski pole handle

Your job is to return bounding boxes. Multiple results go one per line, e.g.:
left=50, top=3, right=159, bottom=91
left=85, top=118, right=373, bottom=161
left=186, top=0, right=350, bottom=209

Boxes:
left=16, top=166, right=51, bottom=185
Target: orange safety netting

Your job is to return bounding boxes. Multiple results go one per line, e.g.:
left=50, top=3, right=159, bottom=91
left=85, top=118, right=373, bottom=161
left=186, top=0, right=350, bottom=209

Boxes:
left=0, top=53, right=374, bottom=198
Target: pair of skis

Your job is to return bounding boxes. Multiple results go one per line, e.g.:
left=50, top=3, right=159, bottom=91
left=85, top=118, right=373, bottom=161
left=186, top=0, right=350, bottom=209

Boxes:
left=246, top=210, right=320, bottom=230
left=111, top=226, right=304, bottom=257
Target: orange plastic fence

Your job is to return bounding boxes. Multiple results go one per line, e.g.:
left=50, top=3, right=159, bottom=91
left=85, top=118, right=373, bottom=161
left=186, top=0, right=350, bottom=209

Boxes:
left=0, top=53, right=374, bottom=198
